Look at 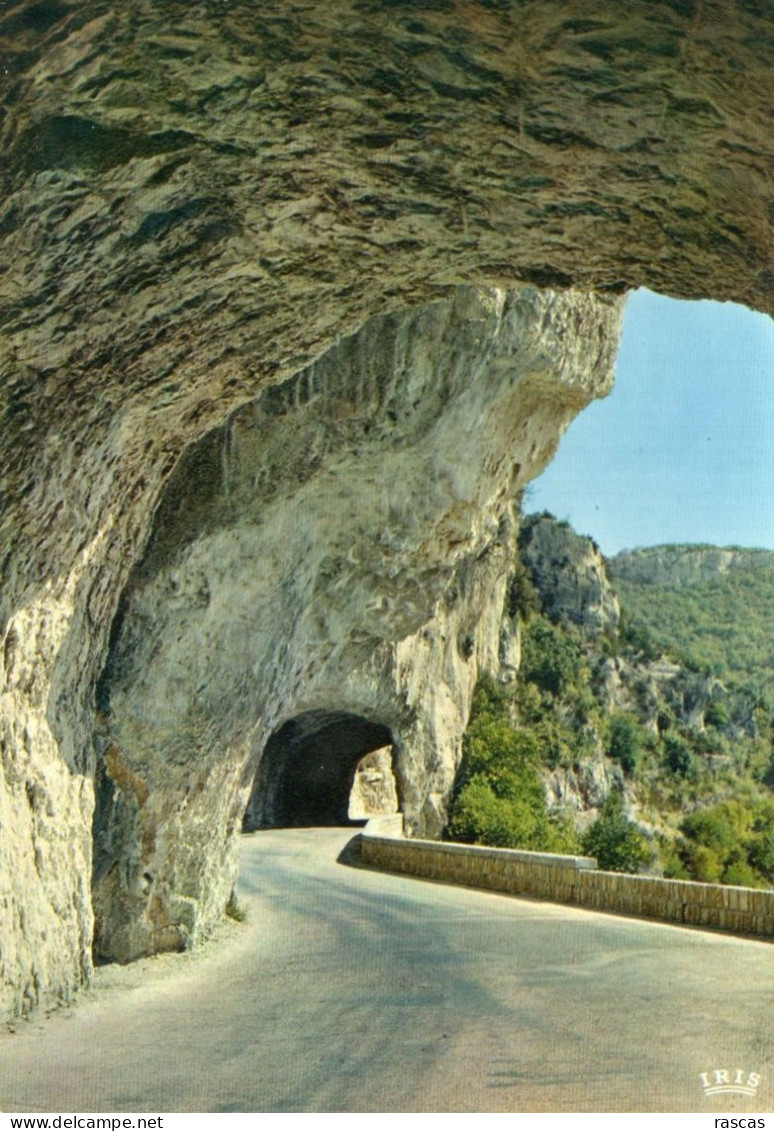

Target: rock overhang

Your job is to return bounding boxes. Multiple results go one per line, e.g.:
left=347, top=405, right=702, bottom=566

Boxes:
left=89, top=284, right=622, bottom=962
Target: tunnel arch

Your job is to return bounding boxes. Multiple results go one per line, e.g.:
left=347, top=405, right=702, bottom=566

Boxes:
left=244, top=710, right=397, bottom=829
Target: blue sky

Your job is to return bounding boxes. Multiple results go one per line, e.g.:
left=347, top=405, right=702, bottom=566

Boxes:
left=529, top=289, right=774, bottom=556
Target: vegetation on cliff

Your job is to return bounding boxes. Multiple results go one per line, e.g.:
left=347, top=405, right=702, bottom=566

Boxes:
left=446, top=676, right=581, bottom=855
left=447, top=516, right=774, bottom=887
left=613, top=562, right=774, bottom=701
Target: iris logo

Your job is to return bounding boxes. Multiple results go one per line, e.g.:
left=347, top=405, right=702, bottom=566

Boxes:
left=700, top=1069, right=761, bottom=1098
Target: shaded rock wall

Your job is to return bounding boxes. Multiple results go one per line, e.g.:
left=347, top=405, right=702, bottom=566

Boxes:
left=92, top=285, right=621, bottom=962
left=0, top=0, right=772, bottom=1015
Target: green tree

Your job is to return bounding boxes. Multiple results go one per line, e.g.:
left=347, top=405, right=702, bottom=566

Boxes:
left=684, top=843, right=724, bottom=883
left=748, top=802, right=774, bottom=883
left=447, top=774, right=545, bottom=849
left=681, top=800, right=753, bottom=860
left=507, top=562, right=540, bottom=619
left=520, top=619, right=585, bottom=698
left=607, top=712, right=644, bottom=776
left=705, top=700, right=730, bottom=729
left=723, top=854, right=760, bottom=888
left=663, top=733, right=697, bottom=779
left=447, top=677, right=580, bottom=854
left=581, top=792, right=652, bottom=873
left=678, top=799, right=772, bottom=887
left=658, top=834, right=690, bottom=879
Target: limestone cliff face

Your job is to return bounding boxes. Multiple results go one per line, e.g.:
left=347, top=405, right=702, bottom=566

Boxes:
left=91, top=286, right=620, bottom=963
left=519, top=513, right=620, bottom=637
left=610, top=546, right=774, bottom=589
left=1, top=0, right=772, bottom=1016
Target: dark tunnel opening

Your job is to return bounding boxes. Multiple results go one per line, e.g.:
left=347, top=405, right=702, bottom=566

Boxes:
left=244, top=710, right=399, bottom=830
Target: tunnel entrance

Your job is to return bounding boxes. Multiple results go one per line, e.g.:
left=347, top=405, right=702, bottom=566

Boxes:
left=244, top=710, right=398, bottom=829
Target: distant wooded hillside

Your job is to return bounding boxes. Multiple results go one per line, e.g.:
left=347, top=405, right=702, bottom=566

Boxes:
left=609, top=547, right=774, bottom=699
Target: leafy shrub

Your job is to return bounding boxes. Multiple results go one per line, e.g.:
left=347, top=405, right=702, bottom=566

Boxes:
left=520, top=618, right=586, bottom=698
left=468, top=672, right=510, bottom=721
left=607, top=712, right=645, bottom=776
left=678, top=799, right=774, bottom=887
left=705, top=700, right=730, bottom=729
left=658, top=835, right=690, bottom=879
left=618, top=611, right=661, bottom=662
left=457, top=712, right=541, bottom=788
left=447, top=772, right=580, bottom=853
left=663, top=733, right=697, bottom=779
left=581, top=792, right=652, bottom=873
left=513, top=680, right=544, bottom=725
left=656, top=709, right=674, bottom=735
left=446, top=677, right=580, bottom=854
left=531, top=717, right=575, bottom=770
left=684, top=843, right=724, bottom=883
left=508, top=562, right=541, bottom=619
left=681, top=800, right=753, bottom=859
left=748, top=803, right=774, bottom=883
left=723, top=856, right=760, bottom=888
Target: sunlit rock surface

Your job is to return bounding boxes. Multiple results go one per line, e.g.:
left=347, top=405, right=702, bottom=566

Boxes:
left=348, top=748, right=399, bottom=821
left=610, top=546, right=774, bottom=589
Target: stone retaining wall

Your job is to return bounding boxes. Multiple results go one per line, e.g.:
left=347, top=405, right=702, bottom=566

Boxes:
left=361, top=819, right=774, bottom=939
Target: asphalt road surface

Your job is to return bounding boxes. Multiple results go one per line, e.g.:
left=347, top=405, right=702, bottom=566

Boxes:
left=2, top=828, right=773, bottom=1113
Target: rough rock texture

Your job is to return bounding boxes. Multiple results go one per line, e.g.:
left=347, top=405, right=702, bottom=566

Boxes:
left=544, top=756, right=623, bottom=828
left=520, top=513, right=620, bottom=636
left=596, top=654, right=727, bottom=736
left=92, top=285, right=620, bottom=962
left=0, top=0, right=772, bottom=1015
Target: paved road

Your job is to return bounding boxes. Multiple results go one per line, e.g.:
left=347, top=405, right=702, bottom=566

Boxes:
left=2, top=828, right=773, bottom=1112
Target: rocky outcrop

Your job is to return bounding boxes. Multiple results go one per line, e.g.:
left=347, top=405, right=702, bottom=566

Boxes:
left=519, top=513, right=620, bottom=636
left=544, top=756, right=623, bottom=827
left=610, top=545, right=774, bottom=589
left=1, top=0, right=773, bottom=1016
left=596, top=654, right=728, bottom=735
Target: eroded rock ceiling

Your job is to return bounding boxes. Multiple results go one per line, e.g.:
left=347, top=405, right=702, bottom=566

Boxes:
left=0, top=0, right=772, bottom=1017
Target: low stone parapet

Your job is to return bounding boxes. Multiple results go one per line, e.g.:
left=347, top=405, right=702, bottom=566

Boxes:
left=360, top=820, right=774, bottom=939
left=576, top=869, right=774, bottom=936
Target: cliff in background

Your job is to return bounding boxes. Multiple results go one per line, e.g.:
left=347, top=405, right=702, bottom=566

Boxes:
left=449, top=513, right=774, bottom=887
left=610, top=544, right=774, bottom=703
left=610, top=545, right=774, bottom=589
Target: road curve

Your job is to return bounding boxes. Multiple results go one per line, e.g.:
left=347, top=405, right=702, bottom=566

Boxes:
left=2, top=828, right=773, bottom=1113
